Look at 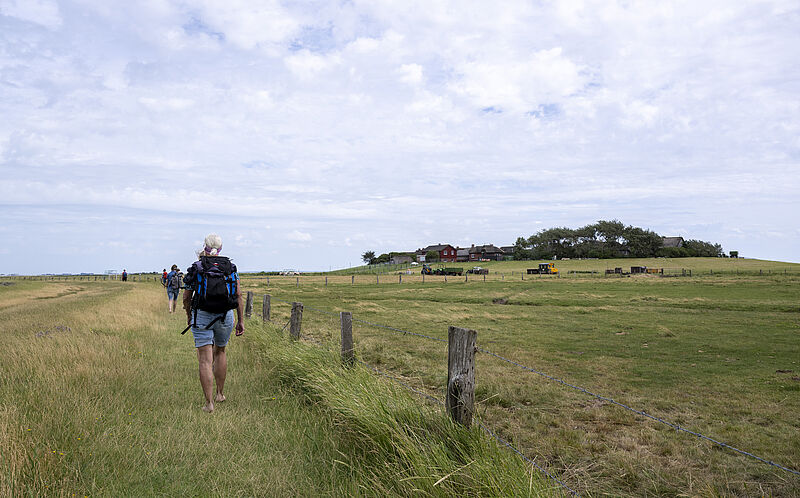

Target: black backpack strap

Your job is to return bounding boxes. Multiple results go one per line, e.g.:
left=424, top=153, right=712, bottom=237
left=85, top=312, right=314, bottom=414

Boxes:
left=181, top=309, right=224, bottom=335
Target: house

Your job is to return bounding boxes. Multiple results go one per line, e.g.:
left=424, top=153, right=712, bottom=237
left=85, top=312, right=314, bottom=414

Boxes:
left=456, top=248, right=470, bottom=262
left=661, top=236, right=684, bottom=248
left=390, top=254, right=413, bottom=265
left=416, top=244, right=458, bottom=262
left=468, top=244, right=505, bottom=261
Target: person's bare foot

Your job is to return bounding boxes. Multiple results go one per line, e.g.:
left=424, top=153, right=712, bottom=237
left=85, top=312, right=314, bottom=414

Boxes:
left=202, top=402, right=214, bottom=413
left=214, top=393, right=226, bottom=403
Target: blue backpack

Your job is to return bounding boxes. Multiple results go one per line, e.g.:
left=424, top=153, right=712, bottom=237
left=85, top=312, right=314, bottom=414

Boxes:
left=181, top=256, right=238, bottom=335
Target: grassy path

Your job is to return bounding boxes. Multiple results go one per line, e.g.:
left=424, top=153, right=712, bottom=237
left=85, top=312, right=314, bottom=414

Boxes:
left=0, top=281, right=360, bottom=495
left=1, top=281, right=550, bottom=497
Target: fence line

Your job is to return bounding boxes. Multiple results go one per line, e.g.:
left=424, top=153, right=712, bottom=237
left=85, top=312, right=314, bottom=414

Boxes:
left=266, top=295, right=800, bottom=478
left=266, top=297, right=579, bottom=495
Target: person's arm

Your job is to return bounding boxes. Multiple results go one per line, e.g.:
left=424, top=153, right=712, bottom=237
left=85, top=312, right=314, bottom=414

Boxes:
left=235, top=281, right=244, bottom=336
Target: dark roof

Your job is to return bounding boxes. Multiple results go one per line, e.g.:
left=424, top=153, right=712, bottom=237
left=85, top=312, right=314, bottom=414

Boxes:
left=469, top=244, right=503, bottom=254
left=500, top=246, right=515, bottom=253
left=456, top=248, right=470, bottom=256
left=418, top=244, right=454, bottom=253
left=661, top=236, right=684, bottom=248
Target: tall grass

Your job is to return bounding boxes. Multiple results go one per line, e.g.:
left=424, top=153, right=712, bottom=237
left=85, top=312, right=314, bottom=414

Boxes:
left=248, top=272, right=800, bottom=496
left=0, top=281, right=555, bottom=496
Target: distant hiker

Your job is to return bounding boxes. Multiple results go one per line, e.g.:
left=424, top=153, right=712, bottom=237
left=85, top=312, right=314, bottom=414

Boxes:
left=161, top=269, right=168, bottom=287
left=165, top=264, right=182, bottom=313
left=182, top=234, right=244, bottom=413
left=121, top=269, right=128, bottom=282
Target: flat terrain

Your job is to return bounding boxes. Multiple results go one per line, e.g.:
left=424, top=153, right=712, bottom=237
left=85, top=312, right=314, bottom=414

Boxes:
left=0, top=279, right=550, bottom=497
left=243, top=258, right=800, bottom=496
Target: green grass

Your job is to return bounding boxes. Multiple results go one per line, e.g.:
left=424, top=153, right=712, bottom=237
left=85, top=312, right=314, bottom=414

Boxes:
left=242, top=259, right=800, bottom=497
left=0, top=280, right=553, bottom=497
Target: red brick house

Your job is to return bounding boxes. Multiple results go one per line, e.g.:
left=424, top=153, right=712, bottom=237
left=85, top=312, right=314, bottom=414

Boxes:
left=416, top=244, right=458, bottom=262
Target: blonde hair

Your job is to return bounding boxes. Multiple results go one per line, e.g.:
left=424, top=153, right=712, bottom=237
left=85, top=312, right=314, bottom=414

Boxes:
left=199, top=233, right=223, bottom=257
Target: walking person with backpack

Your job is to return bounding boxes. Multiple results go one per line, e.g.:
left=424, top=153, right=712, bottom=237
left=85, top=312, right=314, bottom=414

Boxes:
left=182, top=234, right=244, bottom=413
left=165, top=264, right=182, bottom=313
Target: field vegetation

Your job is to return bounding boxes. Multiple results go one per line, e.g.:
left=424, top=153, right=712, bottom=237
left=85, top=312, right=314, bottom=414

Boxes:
left=245, top=258, right=800, bottom=496
left=0, top=280, right=552, bottom=496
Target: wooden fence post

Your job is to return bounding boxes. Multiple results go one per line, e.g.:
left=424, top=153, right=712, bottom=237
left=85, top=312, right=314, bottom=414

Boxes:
left=340, top=311, right=354, bottom=367
left=351, top=275, right=354, bottom=285
left=325, top=276, right=328, bottom=287
left=262, top=295, right=270, bottom=322
left=483, top=274, right=486, bottom=283
left=422, top=273, right=425, bottom=283
left=245, top=291, right=254, bottom=318
left=447, top=326, right=477, bottom=427
left=377, top=274, right=379, bottom=285
left=290, top=302, right=303, bottom=340
left=399, top=274, right=402, bottom=284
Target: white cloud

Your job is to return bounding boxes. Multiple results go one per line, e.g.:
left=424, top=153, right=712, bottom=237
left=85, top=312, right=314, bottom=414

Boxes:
left=398, top=63, right=423, bottom=85
left=0, top=0, right=61, bottom=29
left=1, top=0, right=799, bottom=272
left=286, top=230, right=312, bottom=242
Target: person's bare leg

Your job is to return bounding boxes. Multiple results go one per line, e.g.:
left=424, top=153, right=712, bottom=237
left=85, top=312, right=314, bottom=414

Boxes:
left=212, top=345, right=227, bottom=402
left=197, top=345, right=214, bottom=412
left=168, top=298, right=174, bottom=313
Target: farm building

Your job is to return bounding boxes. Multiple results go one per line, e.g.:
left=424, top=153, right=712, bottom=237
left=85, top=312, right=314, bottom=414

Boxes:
left=469, top=244, right=505, bottom=261
left=390, top=254, right=413, bottom=265
left=456, top=248, right=470, bottom=262
left=416, top=244, right=458, bottom=262
left=661, top=236, right=684, bottom=248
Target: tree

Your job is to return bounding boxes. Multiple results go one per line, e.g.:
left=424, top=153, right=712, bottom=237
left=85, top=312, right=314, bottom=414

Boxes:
left=425, top=250, right=440, bottom=262
left=361, top=251, right=376, bottom=265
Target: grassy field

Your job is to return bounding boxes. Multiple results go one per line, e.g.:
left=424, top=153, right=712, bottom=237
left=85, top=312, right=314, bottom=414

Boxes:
left=0, top=280, right=554, bottom=496
left=239, top=258, right=800, bottom=497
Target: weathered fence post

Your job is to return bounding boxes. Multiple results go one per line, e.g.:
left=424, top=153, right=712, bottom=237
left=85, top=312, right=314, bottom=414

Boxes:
left=245, top=291, right=254, bottom=318
left=502, top=273, right=504, bottom=281
left=447, top=326, right=477, bottom=427
left=262, top=295, right=270, bottom=322
left=267, top=276, right=270, bottom=286
left=290, top=302, right=303, bottom=340
left=377, top=274, right=379, bottom=285
left=483, top=273, right=486, bottom=283
left=422, top=273, right=425, bottom=283
left=325, top=276, right=328, bottom=287
left=465, top=274, right=468, bottom=282
left=399, top=274, right=402, bottom=284
left=340, top=311, right=354, bottom=367
left=351, top=275, right=354, bottom=285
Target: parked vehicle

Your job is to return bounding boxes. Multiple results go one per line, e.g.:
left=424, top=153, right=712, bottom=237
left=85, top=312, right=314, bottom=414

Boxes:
left=527, top=262, right=559, bottom=275
left=422, top=264, right=463, bottom=276
left=467, top=267, right=488, bottom=275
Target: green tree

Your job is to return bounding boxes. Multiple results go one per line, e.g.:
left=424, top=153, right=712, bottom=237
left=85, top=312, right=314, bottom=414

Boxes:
left=361, top=251, right=376, bottom=265
left=425, top=250, right=440, bottom=262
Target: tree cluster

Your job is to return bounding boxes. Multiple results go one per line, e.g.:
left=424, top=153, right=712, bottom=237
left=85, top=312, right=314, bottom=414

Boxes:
left=361, top=251, right=417, bottom=265
left=513, top=220, right=723, bottom=260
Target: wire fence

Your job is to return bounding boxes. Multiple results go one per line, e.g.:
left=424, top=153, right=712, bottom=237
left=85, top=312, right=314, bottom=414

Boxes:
left=266, top=295, right=800, bottom=481
left=267, top=296, right=579, bottom=496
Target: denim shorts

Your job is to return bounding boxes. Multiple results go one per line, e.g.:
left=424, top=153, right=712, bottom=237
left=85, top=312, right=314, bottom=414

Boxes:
left=167, top=288, right=179, bottom=300
left=191, top=310, right=234, bottom=348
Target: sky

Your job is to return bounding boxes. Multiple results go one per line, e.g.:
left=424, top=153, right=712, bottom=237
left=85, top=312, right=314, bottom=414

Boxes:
left=1, top=0, right=798, bottom=274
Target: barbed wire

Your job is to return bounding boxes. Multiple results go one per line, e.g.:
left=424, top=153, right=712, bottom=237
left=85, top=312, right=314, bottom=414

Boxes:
left=263, top=305, right=579, bottom=495
left=351, top=358, right=577, bottom=495
left=476, top=348, right=800, bottom=477
left=267, top=295, right=800, bottom=478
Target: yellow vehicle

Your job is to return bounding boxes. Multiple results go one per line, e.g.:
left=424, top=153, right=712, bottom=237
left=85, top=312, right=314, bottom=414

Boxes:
left=527, top=262, right=559, bottom=275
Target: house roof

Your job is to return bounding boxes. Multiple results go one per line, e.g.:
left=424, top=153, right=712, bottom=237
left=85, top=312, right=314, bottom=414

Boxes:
left=469, top=244, right=503, bottom=254
left=417, top=244, right=454, bottom=253
left=456, top=248, right=470, bottom=256
left=500, top=246, right=514, bottom=253
left=661, top=236, right=684, bottom=248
